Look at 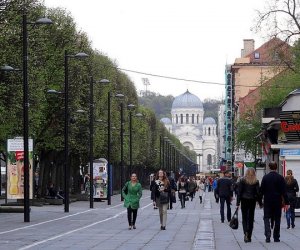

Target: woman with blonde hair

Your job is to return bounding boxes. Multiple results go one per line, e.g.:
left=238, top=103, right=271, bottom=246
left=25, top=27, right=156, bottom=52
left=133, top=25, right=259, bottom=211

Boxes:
left=236, top=168, right=262, bottom=243
left=285, top=169, right=299, bottom=229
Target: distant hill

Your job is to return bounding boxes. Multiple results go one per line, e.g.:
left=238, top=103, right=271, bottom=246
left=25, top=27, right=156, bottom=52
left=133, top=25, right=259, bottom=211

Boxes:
left=139, top=91, right=223, bottom=122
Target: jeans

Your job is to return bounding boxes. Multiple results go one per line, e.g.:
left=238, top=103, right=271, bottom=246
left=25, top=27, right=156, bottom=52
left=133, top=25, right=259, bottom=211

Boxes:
left=127, top=206, right=138, bottom=226
left=241, top=199, right=256, bottom=237
left=157, top=202, right=168, bottom=227
left=220, top=196, right=231, bottom=222
left=179, top=192, right=186, bottom=208
left=286, top=207, right=295, bottom=227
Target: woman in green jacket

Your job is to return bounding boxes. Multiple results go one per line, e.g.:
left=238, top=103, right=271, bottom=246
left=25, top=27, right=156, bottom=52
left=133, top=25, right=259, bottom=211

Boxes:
left=122, top=173, right=142, bottom=230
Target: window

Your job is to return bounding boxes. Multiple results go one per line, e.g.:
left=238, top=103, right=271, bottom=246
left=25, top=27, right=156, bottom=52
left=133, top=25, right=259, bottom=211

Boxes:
left=208, top=127, right=211, bottom=136
left=180, top=114, right=183, bottom=124
left=197, top=115, right=199, bottom=124
left=186, top=114, right=189, bottom=124
left=254, top=52, right=260, bottom=59
left=207, top=154, right=212, bottom=166
left=192, top=114, right=195, bottom=124
left=176, top=115, right=178, bottom=124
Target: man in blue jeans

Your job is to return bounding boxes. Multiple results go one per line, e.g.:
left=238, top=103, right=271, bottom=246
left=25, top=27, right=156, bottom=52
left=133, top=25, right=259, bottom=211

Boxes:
left=216, top=170, right=233, bottom=223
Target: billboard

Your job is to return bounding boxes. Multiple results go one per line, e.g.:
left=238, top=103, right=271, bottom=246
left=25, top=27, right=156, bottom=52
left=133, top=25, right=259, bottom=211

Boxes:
left=93, top=158, right=108, bottom=199
left=7, top=138, right=33, bottom=199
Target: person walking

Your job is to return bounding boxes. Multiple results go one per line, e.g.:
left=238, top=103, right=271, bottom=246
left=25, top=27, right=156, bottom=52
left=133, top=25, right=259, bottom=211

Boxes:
left=177, top=176, right=188, bottom=208
left=167, top=172, right=177, bottom=210
left=285, top=169, right=299, bottom=229
left=188, top=177, right=197, bottom=201
left=260, top=162, right=289, bottom=243
left=236, top=168, right=262, bottom=243
left=212, top=177, right=219, bottom=203
left=150, top=174, right=158, bottom=209
left=198, top=180, right=205, bottom=204
left=216, top=170, right=233, bottom=223
left=153, top=170, right=170, bottom=230
left=122, top=173, right=142, bottom=230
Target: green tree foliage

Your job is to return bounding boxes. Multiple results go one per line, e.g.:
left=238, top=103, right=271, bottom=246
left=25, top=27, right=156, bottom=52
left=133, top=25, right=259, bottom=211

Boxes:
left=0, top=0, right=196, bottom=194
left=138, top=91, right=174, bottom=119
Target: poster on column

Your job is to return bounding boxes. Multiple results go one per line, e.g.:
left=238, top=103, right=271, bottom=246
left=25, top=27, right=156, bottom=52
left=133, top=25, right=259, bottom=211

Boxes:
left=7, top=138, right=33, bottom=199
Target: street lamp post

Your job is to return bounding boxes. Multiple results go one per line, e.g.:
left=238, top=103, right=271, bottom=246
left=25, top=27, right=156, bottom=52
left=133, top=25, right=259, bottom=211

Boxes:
left=22, top=12, right=53, bottom=222
left=88, top=78, right=110, bottom=209
left=107, top=91, right=112, bottom=205
left=89, top=76, right=94, bottom=209
left=64, top=50, right=88, bottom=212
left=128, top=104, right=135, bottom=175
left=120, top=102, right=125, bottom=201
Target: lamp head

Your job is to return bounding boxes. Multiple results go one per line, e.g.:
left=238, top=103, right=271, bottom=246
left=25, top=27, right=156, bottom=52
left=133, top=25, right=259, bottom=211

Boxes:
left=127, top=104, right=135, bottom=110
left=74, top=52, right=89, bottom=59
left=1, top=65, right=15, bottom=71
left=35, top=17, right=53, bottom=25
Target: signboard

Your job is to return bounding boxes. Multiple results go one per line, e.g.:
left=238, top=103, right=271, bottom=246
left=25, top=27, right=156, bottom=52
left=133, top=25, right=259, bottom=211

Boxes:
left=280, top=111, right=300, bottom=141
left=93, top=158, right=108, bottom=199
left=280, top=148, right=300, bottom=156
left=7, top=138, right=33, bottom=199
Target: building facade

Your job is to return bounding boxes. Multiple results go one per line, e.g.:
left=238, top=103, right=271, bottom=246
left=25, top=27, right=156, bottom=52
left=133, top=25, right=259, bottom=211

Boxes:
left=161, top=90, right=218, bottom=173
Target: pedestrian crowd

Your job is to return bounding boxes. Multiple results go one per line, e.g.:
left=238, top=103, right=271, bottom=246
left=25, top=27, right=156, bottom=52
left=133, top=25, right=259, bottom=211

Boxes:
left=121, top=162, right=299, bottom=244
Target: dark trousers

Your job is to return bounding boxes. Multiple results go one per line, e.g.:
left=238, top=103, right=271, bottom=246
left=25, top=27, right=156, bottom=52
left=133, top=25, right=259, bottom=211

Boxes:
left=127, top=206, right=138, bottom=226
left=189, top=191, right=195, bottom=201
left=286, top=207, right=295, bottom=227
left=214, top=190, right=219, bottom=203
left=241, top=198, right=256, bottom=237
left=179, top=192, right=186, bottom=208
left=220, top=196, right=231, bottom=222
left=264, top=202, right=282, bottom=240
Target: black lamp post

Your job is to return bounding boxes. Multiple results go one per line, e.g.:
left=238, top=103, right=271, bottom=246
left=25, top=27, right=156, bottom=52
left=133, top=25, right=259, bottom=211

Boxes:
left=21, top=12, right=53, bottom=222
left=88, top=78, right=110, bottom=209
left=119, top=102, right=125, bottom=201
left=128, top=104, right=135, bottom=175
left=64, top=50, right=88, bottom=212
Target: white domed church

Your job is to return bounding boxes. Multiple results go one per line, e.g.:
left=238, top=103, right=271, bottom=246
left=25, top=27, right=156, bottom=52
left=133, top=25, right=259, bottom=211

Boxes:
left=161, top=90, right=218, bottom=173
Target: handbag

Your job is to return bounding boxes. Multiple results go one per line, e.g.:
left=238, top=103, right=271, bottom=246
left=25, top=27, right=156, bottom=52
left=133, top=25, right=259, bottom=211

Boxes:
left=159, top=192, right=169, bottom=204
left=229, top=208, right=239, bottom=230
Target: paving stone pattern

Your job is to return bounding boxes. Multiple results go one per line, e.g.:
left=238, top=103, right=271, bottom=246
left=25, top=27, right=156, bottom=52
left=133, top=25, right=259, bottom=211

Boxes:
left=0, top=191, right=300, bottom=249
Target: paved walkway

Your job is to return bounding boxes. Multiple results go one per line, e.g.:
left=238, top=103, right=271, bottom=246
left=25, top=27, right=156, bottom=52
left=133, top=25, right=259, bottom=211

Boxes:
left=0, top=191, right=299, bottom=249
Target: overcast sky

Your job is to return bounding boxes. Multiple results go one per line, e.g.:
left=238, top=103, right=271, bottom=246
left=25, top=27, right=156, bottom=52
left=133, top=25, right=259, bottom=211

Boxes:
left=44, top=0, right=266, bottom=101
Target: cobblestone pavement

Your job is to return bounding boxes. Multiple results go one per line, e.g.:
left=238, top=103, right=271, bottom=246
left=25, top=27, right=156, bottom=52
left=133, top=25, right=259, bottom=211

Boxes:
left=0, top=191, right=299, bottom=250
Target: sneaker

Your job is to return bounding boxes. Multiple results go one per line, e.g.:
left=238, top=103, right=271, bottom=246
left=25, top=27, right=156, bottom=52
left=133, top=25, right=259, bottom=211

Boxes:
left=265, top=238, right=270, bottom=243
left=274, top=239, right=280, bottom=242
left=292, top=224, right=295, bottom=229
left=161, top=226, right=166, bottom=230
left=287, top=226, right=290, bottom=229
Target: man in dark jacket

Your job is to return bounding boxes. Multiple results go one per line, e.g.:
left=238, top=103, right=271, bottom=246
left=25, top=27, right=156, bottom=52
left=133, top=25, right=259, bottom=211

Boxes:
left=260, top=162, right=289, bottom=243
left=216, top=170, right=233, bottom=223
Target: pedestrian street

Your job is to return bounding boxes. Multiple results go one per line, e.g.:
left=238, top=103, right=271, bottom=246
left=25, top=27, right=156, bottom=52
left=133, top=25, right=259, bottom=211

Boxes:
left=0, top=191, right=299, bottom=250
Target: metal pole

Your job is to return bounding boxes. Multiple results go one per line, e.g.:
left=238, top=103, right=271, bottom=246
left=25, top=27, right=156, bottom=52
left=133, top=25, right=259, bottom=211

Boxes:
left=159, top=136, right=162, bottom=167
left=120, top=103, right=124, bottom=201
left=22, top=12, right=30, bottom=222
left=162, top=138, right=165, bottom=169
left=64, top=50, right=70, bottom=212
left=89, top=76, right=94, bottom=208
left=107, top=91, right=111, bottom=205
left=129, top=111, right=132, bottom=174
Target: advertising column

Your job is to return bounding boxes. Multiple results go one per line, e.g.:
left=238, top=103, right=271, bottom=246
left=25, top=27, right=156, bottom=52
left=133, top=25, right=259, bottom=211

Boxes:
left=7, top=138, right=33, bottom=199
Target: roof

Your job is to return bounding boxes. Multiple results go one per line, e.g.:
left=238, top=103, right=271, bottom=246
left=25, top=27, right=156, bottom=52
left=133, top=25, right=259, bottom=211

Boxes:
left=245, top=37, right=291, bottom=65
left=160, top=117, right=172, bottom=124
left=172, top=90, right=203, bottom=109
left=203, top=117, right=216, bottom=125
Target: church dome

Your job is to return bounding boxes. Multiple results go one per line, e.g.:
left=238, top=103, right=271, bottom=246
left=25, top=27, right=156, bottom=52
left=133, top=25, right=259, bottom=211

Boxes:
left=172, top=90, right=203, bottom=109
left=203, top=117, right=216, bottom=124
left=160, top=117, right=172, bottom=124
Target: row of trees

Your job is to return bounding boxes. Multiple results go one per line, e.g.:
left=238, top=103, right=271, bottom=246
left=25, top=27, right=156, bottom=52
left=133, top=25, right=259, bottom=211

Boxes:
left=0, top=0, right=196, bottom=195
